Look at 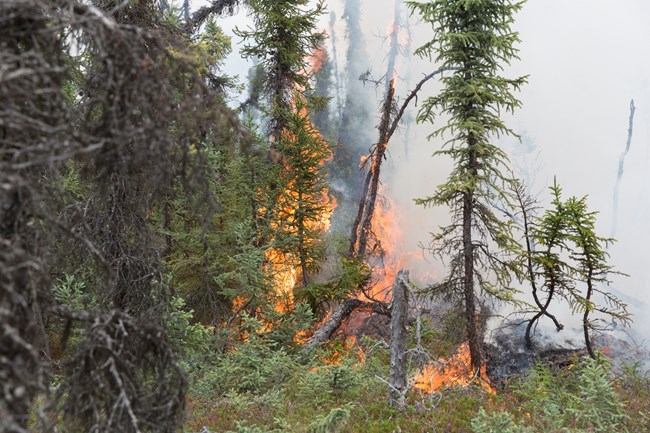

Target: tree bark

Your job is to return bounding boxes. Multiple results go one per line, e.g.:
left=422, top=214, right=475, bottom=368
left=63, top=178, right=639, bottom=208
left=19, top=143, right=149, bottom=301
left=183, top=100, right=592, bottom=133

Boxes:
left=349, top=78, right=395, bottom=258
left=389, top=269, right=409, bottom=411
left=303, top=299, right=364, bottom=351
left=464, top=130, right=482, bottom=371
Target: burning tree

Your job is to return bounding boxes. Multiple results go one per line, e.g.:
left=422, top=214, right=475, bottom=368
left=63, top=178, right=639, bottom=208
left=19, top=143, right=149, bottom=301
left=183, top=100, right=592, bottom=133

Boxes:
left=272, top=95, right=333, bottom=288
left=237, top=0, right=334, bottom=309
left=407, top=0, right=528, bottom=371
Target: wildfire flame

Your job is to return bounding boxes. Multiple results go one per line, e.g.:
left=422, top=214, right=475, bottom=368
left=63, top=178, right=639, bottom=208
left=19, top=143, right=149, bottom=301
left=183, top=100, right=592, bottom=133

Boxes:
left=265, top=250, right=299, bottom=313
left=264, top=49, right=336, bottom=314
left=386, top=18, right=410, bottom=51
left=361, top=185, right=434, bottom=302
left=264, top=166, right=336, bottom=313
left=307, top=45, right=327, bottom=76
left=414, top=342, right=495, bottom=394
left=321, top=336, right=365, bottom=365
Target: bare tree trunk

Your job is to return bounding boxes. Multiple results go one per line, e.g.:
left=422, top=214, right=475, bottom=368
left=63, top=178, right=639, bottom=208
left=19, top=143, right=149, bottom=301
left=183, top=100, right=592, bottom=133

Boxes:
left=611, top=99, right=636, bottom=238
left=349, top=78, right=395, bottom=258
left=389, top=270, right=409, bottom=410
left=348, top=65, right=455, bottom=259
left=328, top=12, right=343, bottom=124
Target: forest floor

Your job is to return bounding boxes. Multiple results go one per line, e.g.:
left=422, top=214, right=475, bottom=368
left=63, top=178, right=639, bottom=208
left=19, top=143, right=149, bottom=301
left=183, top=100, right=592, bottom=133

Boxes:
left=183, top=309, right=650, bottom=433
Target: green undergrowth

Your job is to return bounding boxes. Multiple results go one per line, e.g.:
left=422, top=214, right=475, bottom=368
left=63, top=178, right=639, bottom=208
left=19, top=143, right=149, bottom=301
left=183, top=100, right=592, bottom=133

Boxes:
left=185, top=332, right=650, bottom=433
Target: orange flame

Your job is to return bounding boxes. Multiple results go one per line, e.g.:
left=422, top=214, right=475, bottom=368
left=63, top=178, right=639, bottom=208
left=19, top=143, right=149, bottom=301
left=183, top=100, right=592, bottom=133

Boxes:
left=307, top=45, right=327, bottom=76
left=264, top=90, right=336, bottom=314
left=361, top=185, right=416, bottom=302
left=397, top=26, right=410, bottom=50
left=414, top=342, right=494, bottom=394
left=386, top=18, right=410, bottom=51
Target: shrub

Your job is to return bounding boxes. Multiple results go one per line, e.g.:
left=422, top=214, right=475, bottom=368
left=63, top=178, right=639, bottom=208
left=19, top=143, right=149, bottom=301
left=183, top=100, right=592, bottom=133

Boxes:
left=472, top=356, right=630, bottom=433
left=471, top=408, right=532, bottom=433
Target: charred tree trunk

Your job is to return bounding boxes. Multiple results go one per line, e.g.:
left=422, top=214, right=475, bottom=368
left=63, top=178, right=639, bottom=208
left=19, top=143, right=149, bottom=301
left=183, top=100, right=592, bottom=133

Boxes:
left=389, top=270, right=409, bottom=410
left=384, top=0, right=402, bottom=94
left=303, top=299, right=390, bottom=351
left=611, top=99, right=636, bottom=238
left=303, top=299, right=364, bottom=351
left=349, top=78, right=395, bottom=258
left=348, top=65, right=455, bottom=259
left=349, top=0, right=401, bottom=259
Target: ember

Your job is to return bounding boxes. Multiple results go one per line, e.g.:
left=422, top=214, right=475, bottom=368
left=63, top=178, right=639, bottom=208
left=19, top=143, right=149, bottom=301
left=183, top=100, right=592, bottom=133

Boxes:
left=414, top=342, right=495, bottom=394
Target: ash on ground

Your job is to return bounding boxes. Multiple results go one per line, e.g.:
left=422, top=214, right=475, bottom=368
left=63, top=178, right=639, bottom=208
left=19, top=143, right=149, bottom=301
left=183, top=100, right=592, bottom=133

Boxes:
left=485, top=321, right=650, bottom=387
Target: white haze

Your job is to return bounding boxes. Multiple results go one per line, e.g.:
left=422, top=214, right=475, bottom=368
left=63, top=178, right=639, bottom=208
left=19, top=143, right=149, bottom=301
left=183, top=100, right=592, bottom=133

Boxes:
left=199, top=0, right=650, bottom=344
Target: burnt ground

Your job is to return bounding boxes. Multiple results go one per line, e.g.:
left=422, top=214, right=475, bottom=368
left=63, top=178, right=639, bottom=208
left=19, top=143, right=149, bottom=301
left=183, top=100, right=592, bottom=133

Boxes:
left=325, top=301, right=650, bottom=387
left=485, top=321, right=650, bottom=386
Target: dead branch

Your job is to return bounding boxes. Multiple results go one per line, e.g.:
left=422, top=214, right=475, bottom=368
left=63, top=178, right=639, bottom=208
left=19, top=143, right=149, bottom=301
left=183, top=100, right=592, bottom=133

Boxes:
left=183, top=0, right=244, bottom=34
left=56, top=310, right=187, bottom=433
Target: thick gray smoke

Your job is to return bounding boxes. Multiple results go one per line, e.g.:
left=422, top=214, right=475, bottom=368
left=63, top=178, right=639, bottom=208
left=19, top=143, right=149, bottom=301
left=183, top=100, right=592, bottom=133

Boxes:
left=204, top=0, right=650, bottom=344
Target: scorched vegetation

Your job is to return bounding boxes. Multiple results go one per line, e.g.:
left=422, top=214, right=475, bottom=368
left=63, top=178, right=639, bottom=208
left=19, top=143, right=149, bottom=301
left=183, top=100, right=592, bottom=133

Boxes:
left=1, top=0, right=648, bottom=432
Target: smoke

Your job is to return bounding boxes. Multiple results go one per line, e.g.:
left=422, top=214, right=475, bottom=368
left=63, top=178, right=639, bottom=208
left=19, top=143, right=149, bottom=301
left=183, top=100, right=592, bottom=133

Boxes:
left=199, top=0, right=650, bottom=344
left=507, top=0, right=650, bottom=344
left=342, top=0, right=650, bottom=347
left=327, top=0, right=379, bottom=232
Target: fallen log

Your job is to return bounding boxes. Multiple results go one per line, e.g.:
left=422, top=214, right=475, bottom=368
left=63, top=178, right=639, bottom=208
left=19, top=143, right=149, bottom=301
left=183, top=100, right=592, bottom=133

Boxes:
left=303, top=298, right=390, bottom=352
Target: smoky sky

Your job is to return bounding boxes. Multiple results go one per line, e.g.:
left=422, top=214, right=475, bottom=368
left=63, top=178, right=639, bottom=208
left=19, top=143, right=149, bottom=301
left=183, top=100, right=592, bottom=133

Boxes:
left=200, top=0, right=650, bottom=337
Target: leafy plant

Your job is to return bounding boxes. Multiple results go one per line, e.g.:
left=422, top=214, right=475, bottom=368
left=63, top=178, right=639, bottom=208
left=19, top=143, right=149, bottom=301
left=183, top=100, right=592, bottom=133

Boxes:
left=165, top=295, right=214, bottom=363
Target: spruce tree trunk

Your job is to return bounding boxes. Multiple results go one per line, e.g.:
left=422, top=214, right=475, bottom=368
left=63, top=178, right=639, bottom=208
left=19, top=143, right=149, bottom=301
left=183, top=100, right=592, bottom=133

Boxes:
left=389, top=270, right=409, bottom=410
left=464, top=137, right=482, bottom=371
